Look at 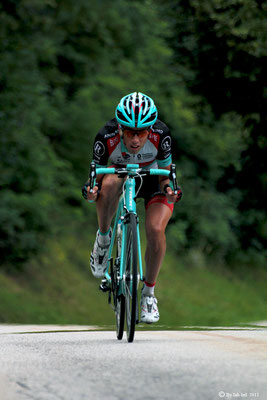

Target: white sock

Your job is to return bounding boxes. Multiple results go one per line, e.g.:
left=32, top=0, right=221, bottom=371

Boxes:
left=97, top=228, right=111, bottom=247
left=142, top=281, right=156, bottom=296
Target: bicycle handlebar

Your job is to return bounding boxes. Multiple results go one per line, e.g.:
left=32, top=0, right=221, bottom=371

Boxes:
left=89, top=162, right=178, bottom=194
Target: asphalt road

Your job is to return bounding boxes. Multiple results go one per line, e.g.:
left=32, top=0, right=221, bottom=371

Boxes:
left=0, top=325, right=266, bottom=400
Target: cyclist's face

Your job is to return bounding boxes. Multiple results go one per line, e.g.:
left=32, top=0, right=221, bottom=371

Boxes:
left=122, top=128, right=150, bottom=154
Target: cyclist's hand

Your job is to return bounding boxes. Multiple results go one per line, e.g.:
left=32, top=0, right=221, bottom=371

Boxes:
left=82, top=183, right=99, bottom=202
left=165, top=185, right=183, bottom=203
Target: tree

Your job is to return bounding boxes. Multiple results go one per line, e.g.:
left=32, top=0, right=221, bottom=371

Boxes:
left=156, top=0, right=267, bottom=262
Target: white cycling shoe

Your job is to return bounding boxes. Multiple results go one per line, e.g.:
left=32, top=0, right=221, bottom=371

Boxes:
left=90, top=229, right=112, bottom=278
left=140, top=293, right=160, bottom=324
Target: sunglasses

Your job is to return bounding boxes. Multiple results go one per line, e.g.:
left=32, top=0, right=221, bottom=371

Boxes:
left=122, top=128, right=149, bottom=139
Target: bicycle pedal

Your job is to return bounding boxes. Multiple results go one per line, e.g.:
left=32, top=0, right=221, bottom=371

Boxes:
left=99, top=278, right=110, bottom=293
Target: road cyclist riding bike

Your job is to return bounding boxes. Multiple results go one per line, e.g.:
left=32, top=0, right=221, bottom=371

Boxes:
left=82, top=92, right=182, bottom=326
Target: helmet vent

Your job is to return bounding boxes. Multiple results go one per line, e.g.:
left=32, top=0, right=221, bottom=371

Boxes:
left=115, top=92, right=158, bottom=128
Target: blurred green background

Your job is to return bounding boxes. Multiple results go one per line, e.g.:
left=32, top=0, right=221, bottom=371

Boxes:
left=0, top=0, right=266, bottom=326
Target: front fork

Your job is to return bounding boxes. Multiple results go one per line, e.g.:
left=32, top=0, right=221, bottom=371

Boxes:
left=101, top=217, right=143, bottom=295
left=101, top=178, right=144, bottom=296
left=120, top=213, right=143, bottom=297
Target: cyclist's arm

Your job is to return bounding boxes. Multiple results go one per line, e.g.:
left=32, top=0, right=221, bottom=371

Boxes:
left=158, top=164, right=171, bottom=193
left=155, top=122, right=172, bottom=191
left=158, top=164, right=183, bottom=203
left=86, top=129, right=110, bottom=198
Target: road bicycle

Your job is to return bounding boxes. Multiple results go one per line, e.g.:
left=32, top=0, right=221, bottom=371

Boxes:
left=88, top=162, right=178, bottom=342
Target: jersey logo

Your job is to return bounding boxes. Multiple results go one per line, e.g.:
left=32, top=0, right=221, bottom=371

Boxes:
left=143, top=153, right=153, bottom=159
left=94, top=141, right=105, bottom=156
left=107, top=134, right=120, bottom=155
left=161, top=136, right=171, bottom=151
left=148, top=132, right=160, bottom=149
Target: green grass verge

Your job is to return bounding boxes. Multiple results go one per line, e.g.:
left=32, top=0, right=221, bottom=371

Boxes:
left=0, top=226, right=266, bottom=327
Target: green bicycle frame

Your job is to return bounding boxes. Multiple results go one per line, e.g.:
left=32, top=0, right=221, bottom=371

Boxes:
left=95, top=164, right=170, bottom=295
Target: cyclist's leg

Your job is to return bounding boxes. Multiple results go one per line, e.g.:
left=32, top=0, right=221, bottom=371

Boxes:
left=90, top=173, right=123, bottom=278
left=141, top=199, right=172, bottom=323
left=144, top=199, right=173, bottom=284
left=96, top=173, right=123, bottom=233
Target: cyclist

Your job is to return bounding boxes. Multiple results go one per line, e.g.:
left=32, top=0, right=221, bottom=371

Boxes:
left=82, top=92, right=182, bottom=324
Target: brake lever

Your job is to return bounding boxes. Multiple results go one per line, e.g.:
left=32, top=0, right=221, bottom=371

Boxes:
left=89, top=162, right=96, bottom=193
left=169, top=164, right=178, bottom=195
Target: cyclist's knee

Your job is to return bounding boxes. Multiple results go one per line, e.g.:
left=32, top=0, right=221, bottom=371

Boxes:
left=146, top=223, right=165, bottom=241
left=100, top=174, right=122, bottom=198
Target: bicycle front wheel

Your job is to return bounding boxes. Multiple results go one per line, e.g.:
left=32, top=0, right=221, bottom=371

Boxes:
left=124, top=213, right=138, bottom=343
left=115, top=294, right=125, bottom=340
left=111, top=222, right=125, bottom=340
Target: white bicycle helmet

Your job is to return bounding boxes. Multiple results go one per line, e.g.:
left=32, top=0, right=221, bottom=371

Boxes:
left=115, top=92, right=158, bottom=129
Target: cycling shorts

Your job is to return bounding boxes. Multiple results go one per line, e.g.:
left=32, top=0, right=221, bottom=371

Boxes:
left=99, top=166, right=174, bottom=212
left=135, top=175, right=174, bottom=212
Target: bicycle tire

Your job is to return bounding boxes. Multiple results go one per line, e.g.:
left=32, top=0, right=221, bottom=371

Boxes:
left=113, top=222, right=125, bottom=340
left=116, top=294, right=125, bottom=340
left=124, top=213, right=138, bottom=343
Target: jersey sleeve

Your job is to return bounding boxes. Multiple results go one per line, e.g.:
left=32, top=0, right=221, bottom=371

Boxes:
left=156, top=125, right=172, bottom=167
left=92, top=131, right=109, bottom=167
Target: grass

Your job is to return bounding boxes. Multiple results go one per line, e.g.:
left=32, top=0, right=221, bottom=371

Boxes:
left=0, top=223, right=266, bottom=328
left=157, top=252, right=267, bottom=327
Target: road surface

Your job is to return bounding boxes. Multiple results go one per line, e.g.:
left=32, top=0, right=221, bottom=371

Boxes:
left=0, top=325, right=266, bottom=400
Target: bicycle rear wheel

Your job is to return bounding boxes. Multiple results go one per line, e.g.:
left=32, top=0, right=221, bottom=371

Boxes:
left=124, top=213, right=138, bottom=343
